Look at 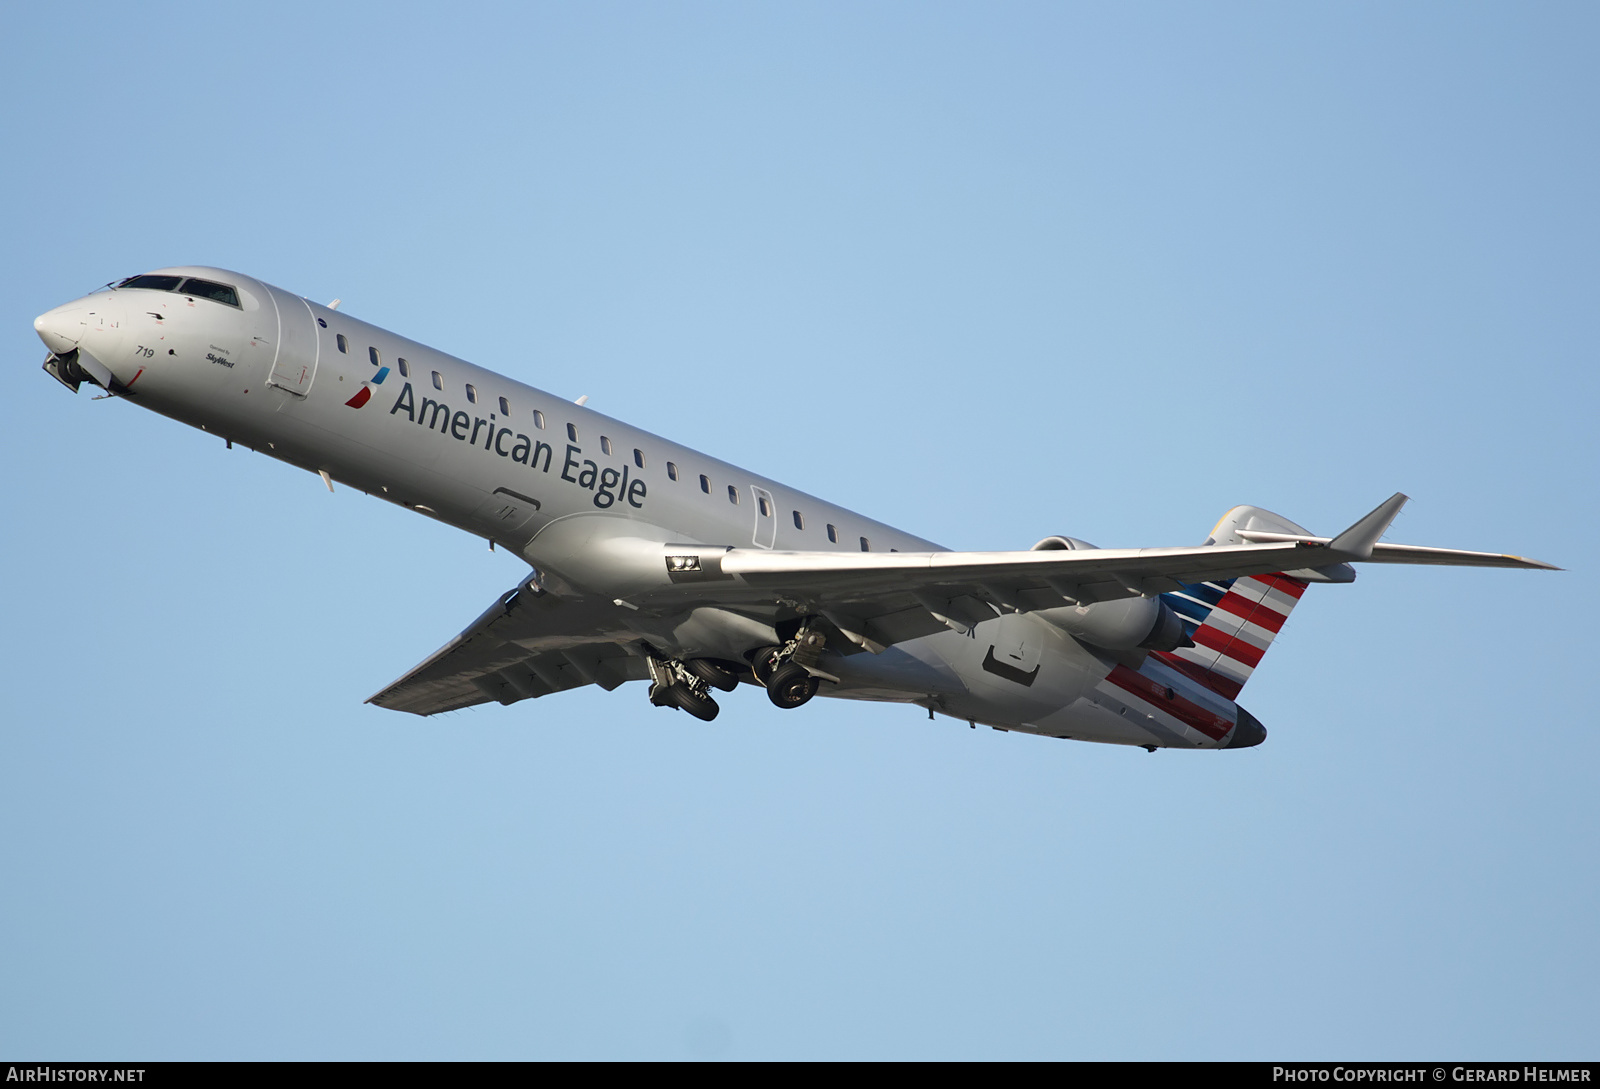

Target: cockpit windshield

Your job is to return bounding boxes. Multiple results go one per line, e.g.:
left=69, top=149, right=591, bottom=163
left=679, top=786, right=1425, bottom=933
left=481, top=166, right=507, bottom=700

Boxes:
left=119, top=274, right=184, bottom=292
left=180, top=279, right=240, bottom=307
left=116, top=274, right=241, bottom=309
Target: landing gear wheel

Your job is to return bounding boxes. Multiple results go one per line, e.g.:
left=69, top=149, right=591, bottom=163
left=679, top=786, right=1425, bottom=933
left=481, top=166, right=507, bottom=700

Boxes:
left=765, top=663, right=819, bottom=709
left=684, top=657, right=740, bottom=693
left=750, top=646, right=783, bottom=687
left=661, top=682, right=720, bottom=721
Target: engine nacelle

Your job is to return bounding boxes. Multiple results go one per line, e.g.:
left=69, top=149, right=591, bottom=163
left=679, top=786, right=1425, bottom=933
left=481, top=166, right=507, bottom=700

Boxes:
left=1028, top=534, right=1190, bottom=652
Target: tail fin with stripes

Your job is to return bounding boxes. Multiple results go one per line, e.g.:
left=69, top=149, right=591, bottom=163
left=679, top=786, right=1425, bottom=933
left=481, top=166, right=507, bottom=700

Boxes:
left=1156, top=571, right=1307, bottom=699
left=1152, top=504, right=1337, bottom=699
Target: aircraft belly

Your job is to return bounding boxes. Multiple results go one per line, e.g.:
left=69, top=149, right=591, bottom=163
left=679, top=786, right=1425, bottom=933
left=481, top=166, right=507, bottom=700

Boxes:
left=1031, top=698, right=1191, bottom=747
left=1026, top=661, right=1242, bottom=748
left=933, top=615, right=1107, bottom=727
left=823, top=644, right=963, bottom=703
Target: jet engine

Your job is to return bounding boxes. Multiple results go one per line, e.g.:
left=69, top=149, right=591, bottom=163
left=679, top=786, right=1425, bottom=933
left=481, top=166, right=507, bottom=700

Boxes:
left=1027, top=535, right=1191, bottom=653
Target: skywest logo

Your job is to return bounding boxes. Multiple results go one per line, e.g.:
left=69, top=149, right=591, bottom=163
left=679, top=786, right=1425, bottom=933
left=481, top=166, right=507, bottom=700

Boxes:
left=384, top=382, right=647, bottom=510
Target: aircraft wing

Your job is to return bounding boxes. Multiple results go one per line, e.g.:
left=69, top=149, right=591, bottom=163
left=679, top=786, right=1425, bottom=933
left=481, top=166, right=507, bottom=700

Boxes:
left=366, top=581, right=649, bottom=716
left=710, top=494, right=1556, bottom=651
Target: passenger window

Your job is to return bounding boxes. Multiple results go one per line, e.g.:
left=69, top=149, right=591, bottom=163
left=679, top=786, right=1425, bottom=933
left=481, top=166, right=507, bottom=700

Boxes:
left=600, top=436, right=613, bottom=455
left=499, top=396, right=510, bottom=415
left=827, top=524, right=838, bottom=544
left=369, top=346, right=381, bottom=366
left=634, top=449, right=645, bottom=469
left=860, top=537, right=870, bottom=552
left=431, top=371, right=443, bottom=390
left=667, top=462, right=679, bottom=481
left=792, top=510, right=804, bottom=530
left=567, top=423, right=578, bottom=442
left=337, top=334, right=348, bottom=353
left=728, top=485, right=739, bottom=505
left=758, top=495, right=771, bottom=517
left=466, top=384, right=478, bottom=404
left=533, top=410, right=546, bottom=429
left=398, top=358, right=410, bottom=377
left=700, top=475, right=711, bottom=494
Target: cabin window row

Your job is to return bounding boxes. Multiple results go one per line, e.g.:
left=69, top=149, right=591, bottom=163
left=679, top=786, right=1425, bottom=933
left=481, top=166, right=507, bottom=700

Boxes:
left=336, top=339, right=576, bottom=436
left=329, top=334, right=885, bottom=549
left=676, top=471, right=873, bottom=549
left=334, top=339, right=680, bottom=485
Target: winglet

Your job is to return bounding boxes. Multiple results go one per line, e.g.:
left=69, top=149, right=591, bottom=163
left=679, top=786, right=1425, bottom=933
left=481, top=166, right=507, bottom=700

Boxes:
left=1328, top=493, right=1409, bottom=559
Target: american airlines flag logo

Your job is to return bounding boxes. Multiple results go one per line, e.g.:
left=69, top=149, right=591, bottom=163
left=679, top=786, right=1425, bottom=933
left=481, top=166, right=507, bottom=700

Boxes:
left=344, top=365, right=390, bottom=409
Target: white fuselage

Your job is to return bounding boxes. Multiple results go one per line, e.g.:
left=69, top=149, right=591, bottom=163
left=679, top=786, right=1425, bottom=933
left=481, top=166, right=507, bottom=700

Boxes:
left=34, top=267, right=1261, bottom=750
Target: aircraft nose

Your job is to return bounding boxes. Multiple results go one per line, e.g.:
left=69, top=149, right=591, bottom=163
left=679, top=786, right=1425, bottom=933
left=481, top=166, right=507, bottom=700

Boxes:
left=34, top=303, right=89, bottom=354
left=1225, top=707, right=1267, bottom=748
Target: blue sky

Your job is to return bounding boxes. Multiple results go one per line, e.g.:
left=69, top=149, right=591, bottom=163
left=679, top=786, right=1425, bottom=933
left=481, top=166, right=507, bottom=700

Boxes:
left=1, top=2, right=1594, bottom=1059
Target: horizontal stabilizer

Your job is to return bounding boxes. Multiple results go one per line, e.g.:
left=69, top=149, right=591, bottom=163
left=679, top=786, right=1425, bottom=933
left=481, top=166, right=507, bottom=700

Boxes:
left=1233, top=532, right=1560, bottom=570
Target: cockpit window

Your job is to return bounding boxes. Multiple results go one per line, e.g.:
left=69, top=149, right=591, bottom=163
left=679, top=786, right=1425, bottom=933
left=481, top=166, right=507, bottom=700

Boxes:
left=179, top=278, right=241, bottom=308
left=119, top=274, right=184, bottom=291
left=115, top=274, right=242, bottom=309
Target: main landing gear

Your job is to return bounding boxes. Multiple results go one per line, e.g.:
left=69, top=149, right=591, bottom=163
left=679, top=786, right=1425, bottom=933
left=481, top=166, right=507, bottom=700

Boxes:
left=645, top=654, right=744, bottom=721
left=749, top=623, right=829, bottom=710
left=645, top=622, right=834, bottom=720
left=765, top=662, right=819, bottom=709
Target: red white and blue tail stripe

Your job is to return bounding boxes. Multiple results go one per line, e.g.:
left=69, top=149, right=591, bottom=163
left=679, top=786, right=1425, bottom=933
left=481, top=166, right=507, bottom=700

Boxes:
left=1153, top=573, right=1308, bottom=699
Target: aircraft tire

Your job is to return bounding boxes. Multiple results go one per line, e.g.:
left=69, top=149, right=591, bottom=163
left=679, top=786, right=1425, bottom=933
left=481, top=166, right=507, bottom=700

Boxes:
left=765, top=663, right=819, bottom=709
left=663, top=682, right=720, bottom=722
left=749, top=646, right=783, bottom=687
left=685, top=657, right=741, bottom=692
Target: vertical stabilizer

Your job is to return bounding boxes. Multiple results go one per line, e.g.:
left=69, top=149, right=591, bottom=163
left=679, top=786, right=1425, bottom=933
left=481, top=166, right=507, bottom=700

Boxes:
left=1153, top=505, right=1322, bottom=698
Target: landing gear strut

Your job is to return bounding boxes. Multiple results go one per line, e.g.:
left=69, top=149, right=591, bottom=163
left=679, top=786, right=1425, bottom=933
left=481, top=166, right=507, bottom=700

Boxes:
left=749, top=623, right=831, bottom=710
left=645, top=654, right=721, bottom=721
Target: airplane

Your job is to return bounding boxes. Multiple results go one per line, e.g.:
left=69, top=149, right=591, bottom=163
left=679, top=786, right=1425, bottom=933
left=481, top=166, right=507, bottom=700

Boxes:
left=31, top=266, right=1557, bottom=752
